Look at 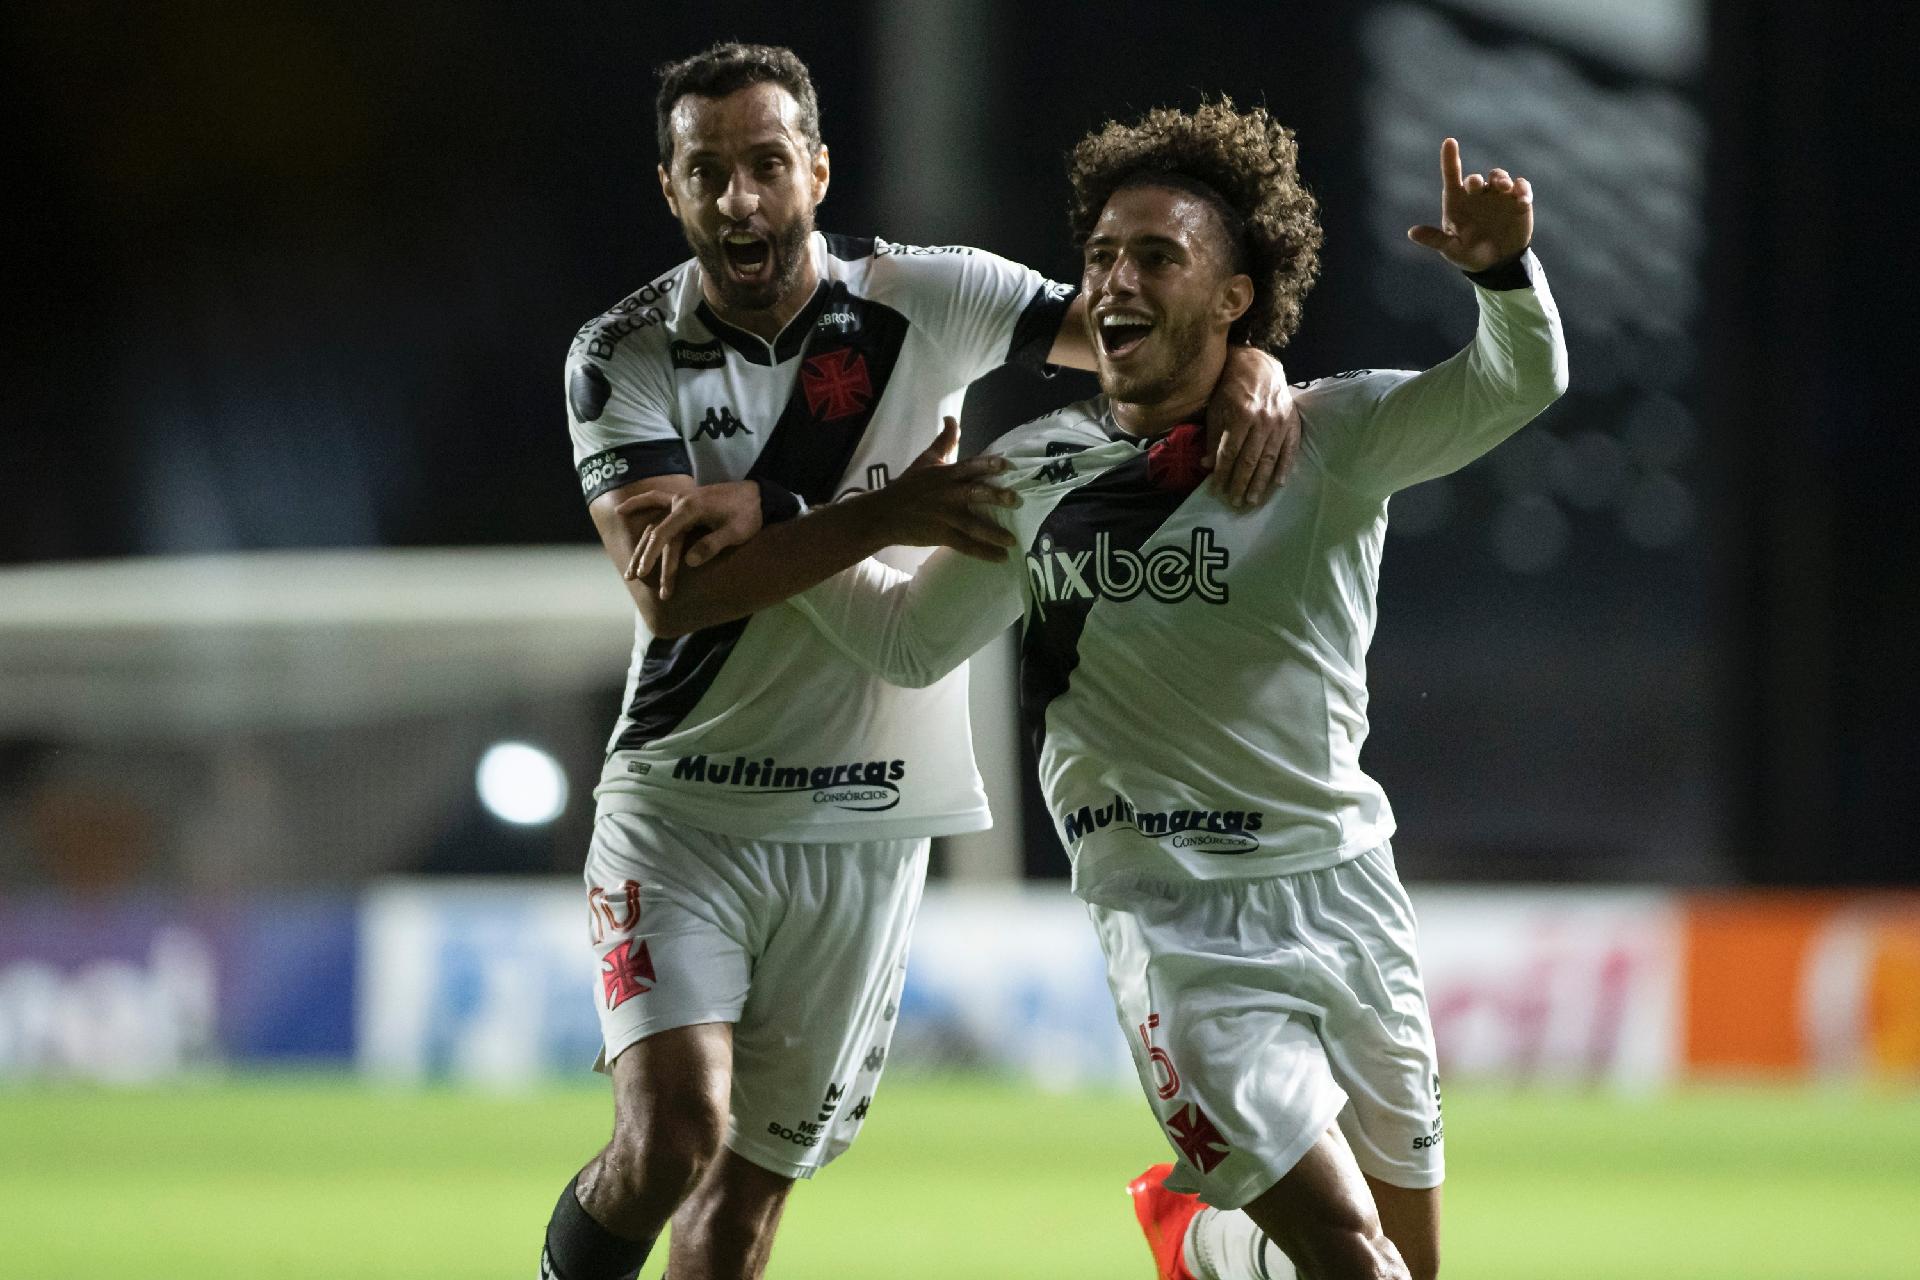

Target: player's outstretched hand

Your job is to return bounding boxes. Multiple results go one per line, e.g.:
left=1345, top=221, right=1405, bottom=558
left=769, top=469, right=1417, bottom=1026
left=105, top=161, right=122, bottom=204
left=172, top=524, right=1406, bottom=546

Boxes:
left=1207, top=347, right=1300, bottom=509
left=618, top=480, right=762, bottom=600
left=1406, top=137, right=1533, bottom=272
left=874, top=416, right=1019, bottom=561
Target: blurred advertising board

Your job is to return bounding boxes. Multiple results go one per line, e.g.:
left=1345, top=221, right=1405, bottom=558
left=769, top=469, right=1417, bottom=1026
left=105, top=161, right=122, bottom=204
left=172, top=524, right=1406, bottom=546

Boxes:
left=356, top=879, right=602, bottom=1086
left=0, top=893, right=356, bottom=1082
left=1683, top=893, right=1920, bottom=1081
left=9, top=883, right=1911, bottom=1087
left=1416, top=888, right=1684, bottom=1090
left=353, top=880, right=1134, bottom=1089
left=352, top=882, right=1690, bottom=1090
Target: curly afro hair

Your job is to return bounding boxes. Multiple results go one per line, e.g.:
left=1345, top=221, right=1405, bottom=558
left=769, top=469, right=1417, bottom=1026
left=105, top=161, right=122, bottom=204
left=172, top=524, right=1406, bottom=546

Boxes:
left=1067, top=98, right=1321, bottom=351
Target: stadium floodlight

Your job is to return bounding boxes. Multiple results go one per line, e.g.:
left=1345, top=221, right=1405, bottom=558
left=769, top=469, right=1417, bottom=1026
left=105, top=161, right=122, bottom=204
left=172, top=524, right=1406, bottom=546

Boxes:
left=476, top=742, right=568, bottom=825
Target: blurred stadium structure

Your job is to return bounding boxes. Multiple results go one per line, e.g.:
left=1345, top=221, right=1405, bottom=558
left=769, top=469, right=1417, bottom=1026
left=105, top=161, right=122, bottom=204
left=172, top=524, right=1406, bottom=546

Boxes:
left=2, top=4, right=1916, bottom=1272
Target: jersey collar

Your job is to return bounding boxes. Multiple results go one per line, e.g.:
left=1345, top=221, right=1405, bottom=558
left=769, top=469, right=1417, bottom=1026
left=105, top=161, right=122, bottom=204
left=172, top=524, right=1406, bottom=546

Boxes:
left=1097, top=400, right=1203, bottom=448
left=695, top=278, right=831, bottom=367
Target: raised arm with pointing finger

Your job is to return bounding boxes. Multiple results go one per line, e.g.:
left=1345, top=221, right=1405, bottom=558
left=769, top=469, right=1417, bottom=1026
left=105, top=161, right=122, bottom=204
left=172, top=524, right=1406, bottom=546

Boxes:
left=790, top=137, right=1565, bottom=693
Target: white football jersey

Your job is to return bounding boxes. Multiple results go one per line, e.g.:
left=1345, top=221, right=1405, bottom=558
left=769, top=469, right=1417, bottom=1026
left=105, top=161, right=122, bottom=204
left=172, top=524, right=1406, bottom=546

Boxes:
left=791, top=255, right=1567, bottom=899
left=566, top=231, right=1074, bottom=841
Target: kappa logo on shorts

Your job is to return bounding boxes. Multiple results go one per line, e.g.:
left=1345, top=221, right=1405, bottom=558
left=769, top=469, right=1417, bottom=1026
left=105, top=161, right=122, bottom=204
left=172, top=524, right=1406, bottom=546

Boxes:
left=1165, top=1102, right=1231, bottom=1174
left=600, top=939, right=656, bottom=1010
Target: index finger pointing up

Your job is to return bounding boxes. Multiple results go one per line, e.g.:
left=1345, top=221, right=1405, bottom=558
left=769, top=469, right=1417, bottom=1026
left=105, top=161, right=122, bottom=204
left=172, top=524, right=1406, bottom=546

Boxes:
left=1441, top=137, right=1464, bottom=191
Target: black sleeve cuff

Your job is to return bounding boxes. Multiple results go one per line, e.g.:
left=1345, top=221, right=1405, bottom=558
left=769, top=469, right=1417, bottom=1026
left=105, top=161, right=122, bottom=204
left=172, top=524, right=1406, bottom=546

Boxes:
left=577, top=440, right=692, bottom=503
left=757, top=480, right=804, bottom=526
left=1464, top=250, right=1535, bottom=292
left=1007, top=281, right=1079, bottom=374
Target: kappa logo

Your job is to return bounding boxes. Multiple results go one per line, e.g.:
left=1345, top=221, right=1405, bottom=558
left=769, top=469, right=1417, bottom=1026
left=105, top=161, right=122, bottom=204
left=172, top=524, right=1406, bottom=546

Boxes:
left=1166, top=1102, right=1231, bottom=1174
left=1027, top=528, right=1230, bottom=609
left=600, top=939, right=656, bottom=1010
left=693, top=406, right=752, bottom=440
left=1037, top=458, right=1077, bottom=484
left=801, top=348, right=873, bottom=421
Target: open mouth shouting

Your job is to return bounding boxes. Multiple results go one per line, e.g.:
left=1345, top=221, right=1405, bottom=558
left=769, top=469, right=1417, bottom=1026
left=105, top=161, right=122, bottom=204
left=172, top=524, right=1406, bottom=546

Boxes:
left=1096, top=308, right=1156, bottom=360
left=720, top=226, right=775, bottom=287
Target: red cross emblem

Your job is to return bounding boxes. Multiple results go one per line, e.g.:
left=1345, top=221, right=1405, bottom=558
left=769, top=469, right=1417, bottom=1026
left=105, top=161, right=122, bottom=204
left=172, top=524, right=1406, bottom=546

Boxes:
left=1165, top=1102, right=1231, bottom=1174
left=801, top=348, right=873, bottom=421
left=1147, top=422, right=1210, bottom=493
left=600, top=939, right=656, bottom=1010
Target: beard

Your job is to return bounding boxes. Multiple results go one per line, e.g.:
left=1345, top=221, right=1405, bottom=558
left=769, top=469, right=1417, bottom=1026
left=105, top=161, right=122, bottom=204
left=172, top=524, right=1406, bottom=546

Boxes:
left=687, top=212, right=815, bottom=315
left=1098, top=307, right=1210, bottom=406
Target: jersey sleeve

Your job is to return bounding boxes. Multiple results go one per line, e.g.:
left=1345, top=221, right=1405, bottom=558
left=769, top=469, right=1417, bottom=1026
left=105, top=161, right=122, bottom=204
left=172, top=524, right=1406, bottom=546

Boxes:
left=565, top=347, right=692, bottom=505
left=788, top=547, right=1026, bottom=689
left=784, top=445, right=1108, bottom=686
left=1301, top=251, right=1569, bottom=497
left=874, top=242, right=1077, bottom=385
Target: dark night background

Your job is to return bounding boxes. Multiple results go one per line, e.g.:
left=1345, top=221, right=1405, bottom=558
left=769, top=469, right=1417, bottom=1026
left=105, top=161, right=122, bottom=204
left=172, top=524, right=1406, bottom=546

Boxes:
left=2, top=0, right=1914, bottom=888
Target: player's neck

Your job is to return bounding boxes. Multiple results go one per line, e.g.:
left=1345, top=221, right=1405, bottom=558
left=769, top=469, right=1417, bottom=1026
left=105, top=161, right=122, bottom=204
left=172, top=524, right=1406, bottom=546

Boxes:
left=700, top=257, right=821, bottom=343
left=1109, top=394, right=1209, bottom=437
left=1109, top=361, right=1227, bottom=437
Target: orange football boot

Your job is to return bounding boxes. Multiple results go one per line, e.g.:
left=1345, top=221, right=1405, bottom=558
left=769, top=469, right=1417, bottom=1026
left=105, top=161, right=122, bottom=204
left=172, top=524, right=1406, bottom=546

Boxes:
left=1127, top=1162, right=1202, bottom=1280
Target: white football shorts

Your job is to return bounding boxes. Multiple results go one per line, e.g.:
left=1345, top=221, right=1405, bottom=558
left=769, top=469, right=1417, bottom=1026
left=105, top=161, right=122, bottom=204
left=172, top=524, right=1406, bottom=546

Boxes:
left=583, top=811, right=928, bottom=1180
left=1089, top=842, right=1444, bottom=1209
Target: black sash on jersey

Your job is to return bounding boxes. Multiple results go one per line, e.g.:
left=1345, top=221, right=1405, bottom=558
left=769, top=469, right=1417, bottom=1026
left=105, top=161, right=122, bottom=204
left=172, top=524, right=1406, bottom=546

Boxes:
left=615, top=281, right=914, bottom=753
left=1020, top=423, right=1208, bottom=756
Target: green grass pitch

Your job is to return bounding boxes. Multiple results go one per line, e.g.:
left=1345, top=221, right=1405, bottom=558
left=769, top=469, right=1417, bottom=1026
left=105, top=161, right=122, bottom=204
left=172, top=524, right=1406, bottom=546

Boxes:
left=1, top=1075, right=1916, bottom=1277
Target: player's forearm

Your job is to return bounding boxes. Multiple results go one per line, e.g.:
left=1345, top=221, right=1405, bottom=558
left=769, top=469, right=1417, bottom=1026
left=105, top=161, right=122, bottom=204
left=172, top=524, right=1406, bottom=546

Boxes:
left=1369, top=253, right=1569, bottom=490
left=1461, top=252, right=1569, bottom=413
left=790, top=550, right=1023, bottom=688
left=1045, top=294, right=1097, bottom=371
left=641, top=494, right=894, bottom=638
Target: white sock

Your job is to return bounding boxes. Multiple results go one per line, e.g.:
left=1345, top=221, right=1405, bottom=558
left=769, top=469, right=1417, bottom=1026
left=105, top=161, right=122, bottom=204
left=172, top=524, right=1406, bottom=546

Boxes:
left=1184, top=1206, right=1298, bottom=1280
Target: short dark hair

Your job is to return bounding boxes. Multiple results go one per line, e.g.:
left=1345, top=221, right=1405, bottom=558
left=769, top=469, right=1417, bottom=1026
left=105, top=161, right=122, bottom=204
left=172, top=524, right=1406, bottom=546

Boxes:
left=655, top=42, right=822, bottom=165
left=1067, top=98, right=1322, bottom=351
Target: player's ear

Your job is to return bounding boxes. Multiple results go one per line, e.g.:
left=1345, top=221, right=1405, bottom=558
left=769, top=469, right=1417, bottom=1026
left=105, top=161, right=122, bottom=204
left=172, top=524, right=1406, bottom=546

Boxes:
left=811, top=143, right=831, bottom=204
left=1217, top=273, right=1254, bottom=328
left=657, top=163, right=680, bottom=219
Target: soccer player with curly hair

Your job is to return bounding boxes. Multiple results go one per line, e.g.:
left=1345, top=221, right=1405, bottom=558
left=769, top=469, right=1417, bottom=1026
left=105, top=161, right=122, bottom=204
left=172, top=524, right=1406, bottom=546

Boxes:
left=760, top=97, right=1567, bottom=1279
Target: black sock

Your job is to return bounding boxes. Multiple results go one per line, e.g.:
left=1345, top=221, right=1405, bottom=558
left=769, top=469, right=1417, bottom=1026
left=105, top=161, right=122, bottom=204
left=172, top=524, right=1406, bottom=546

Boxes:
left=540, top=1176, right=656, bottom=1280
